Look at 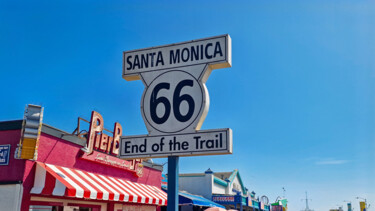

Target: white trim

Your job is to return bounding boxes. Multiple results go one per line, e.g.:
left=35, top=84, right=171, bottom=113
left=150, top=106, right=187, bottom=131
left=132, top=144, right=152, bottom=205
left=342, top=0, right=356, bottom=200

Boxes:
left=53, top=178, right=66, bottom=196
left=47, top=164, right=84, bottom=198
left=30, top=163, right=46, bottom=194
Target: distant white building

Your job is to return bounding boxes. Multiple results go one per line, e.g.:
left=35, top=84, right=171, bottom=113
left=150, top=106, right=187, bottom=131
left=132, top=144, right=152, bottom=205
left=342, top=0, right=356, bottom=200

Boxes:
left=179, top=168, right=247, bottom=199
left=178, top=168, right=253, bottom=210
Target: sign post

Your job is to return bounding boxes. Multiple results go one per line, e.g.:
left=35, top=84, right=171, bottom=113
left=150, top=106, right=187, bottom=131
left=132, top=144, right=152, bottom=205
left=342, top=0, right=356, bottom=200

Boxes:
left=120, top=35, right=233, bottom=210
left=167, top=156, right=179, bottom=211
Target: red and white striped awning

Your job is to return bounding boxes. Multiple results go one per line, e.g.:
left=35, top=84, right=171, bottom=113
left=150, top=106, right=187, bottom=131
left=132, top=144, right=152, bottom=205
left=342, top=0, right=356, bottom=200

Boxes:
left=31, top=162, right=167, bottom=206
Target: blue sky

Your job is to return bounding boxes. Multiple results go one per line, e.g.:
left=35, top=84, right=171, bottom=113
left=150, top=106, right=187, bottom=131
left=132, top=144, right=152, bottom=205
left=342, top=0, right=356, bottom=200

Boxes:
left=1, top=1, right=374, bottom=210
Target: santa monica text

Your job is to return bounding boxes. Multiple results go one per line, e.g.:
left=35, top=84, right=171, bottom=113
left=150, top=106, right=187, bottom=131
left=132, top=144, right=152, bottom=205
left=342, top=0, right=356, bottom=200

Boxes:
left=123, top=35, right=229, bottom=74
left=125, top=42, right=223, bottom=71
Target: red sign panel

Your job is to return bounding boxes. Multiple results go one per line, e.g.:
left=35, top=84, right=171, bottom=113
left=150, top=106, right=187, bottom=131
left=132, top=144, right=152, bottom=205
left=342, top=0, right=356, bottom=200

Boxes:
left=80, top=111, right=143, bottom=177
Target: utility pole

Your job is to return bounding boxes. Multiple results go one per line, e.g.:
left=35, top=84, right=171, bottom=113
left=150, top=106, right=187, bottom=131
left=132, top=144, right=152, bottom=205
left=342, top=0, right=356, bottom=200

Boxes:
left=301, top=191, right=314, bottom=211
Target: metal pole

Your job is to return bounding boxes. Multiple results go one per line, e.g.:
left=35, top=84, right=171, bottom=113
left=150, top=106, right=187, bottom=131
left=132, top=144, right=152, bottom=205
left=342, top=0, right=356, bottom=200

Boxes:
left=305, top=192, right=309, bottom=210
left=167, top=156, right=179, bottom=211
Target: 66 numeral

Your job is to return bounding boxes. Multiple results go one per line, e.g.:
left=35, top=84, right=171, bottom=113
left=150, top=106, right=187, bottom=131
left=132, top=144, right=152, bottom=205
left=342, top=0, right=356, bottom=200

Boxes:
left=150, top=80, right=195, bottom=124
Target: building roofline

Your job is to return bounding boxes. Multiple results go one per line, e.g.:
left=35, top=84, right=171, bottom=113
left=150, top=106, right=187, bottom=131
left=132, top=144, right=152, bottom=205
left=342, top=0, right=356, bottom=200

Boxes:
left=0, top=120, right=163, bottom=171
left=179, top=173, right=205, bottom=177
left=228, top=169, right=247, bottom=194
left=213, top=176, right=228, bottom=187
left=0, top=120, right=23, bottom=130
left=212, top=169, right=247, bottom=195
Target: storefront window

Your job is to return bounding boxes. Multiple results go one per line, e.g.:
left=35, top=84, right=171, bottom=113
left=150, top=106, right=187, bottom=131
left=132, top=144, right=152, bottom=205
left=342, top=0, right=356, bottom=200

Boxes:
left=69, top=208, right=94, bottom=211
left=29, top=205, right=98, bottom=211
left=65, top=206, right=99, bottom=211
left=29, top=205, right=62, bottom=211
left=65, top=203, right=101, bottom=211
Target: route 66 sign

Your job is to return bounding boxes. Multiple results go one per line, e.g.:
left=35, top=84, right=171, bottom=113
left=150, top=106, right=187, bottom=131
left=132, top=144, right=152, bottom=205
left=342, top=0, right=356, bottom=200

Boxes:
left=120, top=35, right=233, bottom=158
left=142, top=70, right=204, bottom=134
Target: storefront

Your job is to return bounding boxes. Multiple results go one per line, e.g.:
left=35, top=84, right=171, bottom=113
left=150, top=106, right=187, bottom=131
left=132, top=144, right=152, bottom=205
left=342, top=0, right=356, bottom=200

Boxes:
left=263, top=204, right=271, bottom=211
left=211, top=193, right=248, bottom=210
left=177, top=168, right=262, bottom=211
left=161, top=175, right=225, bottom=211
left=0, top=107, right=167, bottom=211
left=252, top=200, right=260, bottom=211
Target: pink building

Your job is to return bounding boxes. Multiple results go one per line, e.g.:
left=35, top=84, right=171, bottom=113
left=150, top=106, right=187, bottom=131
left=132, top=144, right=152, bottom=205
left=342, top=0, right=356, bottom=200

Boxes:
left=0, top=110, right=167, bottom=211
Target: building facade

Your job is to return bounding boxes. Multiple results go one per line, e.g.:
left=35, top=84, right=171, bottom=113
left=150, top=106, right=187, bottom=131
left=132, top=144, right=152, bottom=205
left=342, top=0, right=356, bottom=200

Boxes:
left=178, top=169, right=270, bottom=211
left=0, top=109, right=167, bottom=211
